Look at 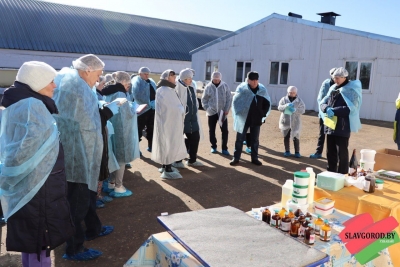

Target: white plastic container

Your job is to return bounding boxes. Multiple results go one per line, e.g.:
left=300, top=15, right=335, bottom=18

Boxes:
left=281, top=180, right=293, bottom=209
left=306, top=167, right=316, bottom=206
left=292, top=194, right=308, bottom=205
left=314, top=197, right=335, bottom=210
left=294, top=171, right=310, bottom=186
left=292, top=184, right=308, bottom=197
left=360, top=149, right=376, bottom=162
left=360, top=160, right=375, bottom=172
left=287, top=199, right=310, bottom=215
left=314, top=206, right=334, bottom=216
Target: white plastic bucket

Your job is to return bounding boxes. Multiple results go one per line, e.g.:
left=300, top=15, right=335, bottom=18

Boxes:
left=360, top=149, right=376, bottom=162
left=360, top=160, right=375, bottom=172
left=292, top=184, right=308, bottom=197
left=292, top=194, right=308, bottom=205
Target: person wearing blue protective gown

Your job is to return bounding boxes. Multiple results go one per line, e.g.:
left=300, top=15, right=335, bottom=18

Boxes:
left=320, top=67, right=362, bottom=174
left=131, top=67, right=157, bottom=152
left=0, top=61, right=74, bottom=267
left=310, top=68, right=337, bottom=159
left=102, top=71, right=140, bottom=197
left=53, top=54, right=115, bottom=261
left=230, top=71, right=271, bottom=166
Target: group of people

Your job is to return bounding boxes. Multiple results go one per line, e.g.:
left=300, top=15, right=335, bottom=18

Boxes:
left=0, top=51, right=364, bottom=266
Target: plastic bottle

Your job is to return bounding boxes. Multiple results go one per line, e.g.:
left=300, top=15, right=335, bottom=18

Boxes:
left=314, top=215, right=324, bottom=236
left=306, top=167, right=315, bottom=206
left=262, top=207, right=271, bottom=224
left=320, top=220, right=331, bottom=242
left=281, top=212, right=291, bottom=232
left=271, top=210, right=281, bottom=229
left=281, top=180, right=293, bottom=208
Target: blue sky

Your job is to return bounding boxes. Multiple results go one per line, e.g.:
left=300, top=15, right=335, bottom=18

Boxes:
left=41, top=0, right=400, bottom=38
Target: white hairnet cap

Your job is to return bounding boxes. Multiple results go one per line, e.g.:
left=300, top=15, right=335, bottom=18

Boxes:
left=16, top=61, right=57, bottom=92
left=72, top=54, right=105, bottom=71
left=212, top=71, right=222, bottom=79
left=329, top=68, right=337, bottom=76
left=105, top=73, right=113, bottom=83
left=332, top=67, right=348, bottom=78
left=287, top=86, right=298, bottom=93
left=160, top=69, right=175, bottom=80
left=139, top=67, right=150, bottom=74
left=189, top=68, right=195, bottom=76
left=112, top=71, right=131, bottom=84
left=179, top=69, right=193, bottom=80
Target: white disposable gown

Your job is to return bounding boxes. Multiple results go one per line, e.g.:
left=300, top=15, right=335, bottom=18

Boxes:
left=278, top=95, right=306, bottom=139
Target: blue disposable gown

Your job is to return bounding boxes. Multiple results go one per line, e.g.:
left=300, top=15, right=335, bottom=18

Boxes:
left=317, top=79, right=332, bottom=119
left=320, top=80, right=362, bottom=133
left=130, top=76, right=157, bottom=115
left=232, top=82, right=271, bottom=133
left=53, top=68, right=103, bottom=192
left=0, top=98, right=59, bottom=219
left=104, top=92, right=140, bottom=164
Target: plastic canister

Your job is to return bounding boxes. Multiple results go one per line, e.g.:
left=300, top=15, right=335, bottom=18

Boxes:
left=281, top=180, right=293, bottom=208
left=359, top=160, right=375, bottom=172
left=294, top=171, right=310, bottom=186
left=292, top=184, right=308, bottom=197
left=306, top=167, right=316, bottom=206
left=360, top=149, right=376, bottom=162
left=375, top=179, right=384, bottom=190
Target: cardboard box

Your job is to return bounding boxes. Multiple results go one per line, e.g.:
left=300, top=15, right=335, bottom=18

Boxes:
left=374, top=148, right=400, bottom=172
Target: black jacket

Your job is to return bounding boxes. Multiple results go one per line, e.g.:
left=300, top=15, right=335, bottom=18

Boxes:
left=2, top=82, right=74, bottom=258
left=245, top=86, right=271, bottom=127
left=320, top=81, right=351, bottom=138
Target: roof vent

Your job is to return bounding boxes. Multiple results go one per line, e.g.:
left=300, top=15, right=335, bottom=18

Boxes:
left=288, top=12, right=302, bottom=19
left=317, top=12, right=341, bottom=25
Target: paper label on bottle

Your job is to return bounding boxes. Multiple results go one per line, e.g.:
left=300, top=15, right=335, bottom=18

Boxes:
left=320, top=230, right=331, bottom=241
left=364, top=181, right=370, bottom=191
left=271, top=220, right=276, bottom=227
left=309, top=234, right=315, bottom=244
left=299, top=226, right=305, bottom=236
left=315, top=224, right=321, bottom=233
left=281, top=221, right=290, bottom=231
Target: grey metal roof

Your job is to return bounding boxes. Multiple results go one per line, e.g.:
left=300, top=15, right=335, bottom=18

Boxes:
left=0, top=0, right=230, bottom=61
left=191, top=13, right=400, bottom=54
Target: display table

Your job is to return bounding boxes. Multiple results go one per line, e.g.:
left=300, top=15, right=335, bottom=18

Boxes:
left=314, top=179, right=400, bottom=267
left=124, top=208, right=392, bottom=267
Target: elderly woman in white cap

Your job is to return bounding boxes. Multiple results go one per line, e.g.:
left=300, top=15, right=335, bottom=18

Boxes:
left=278, top=86, right=306, bottom=158
left=201, top=71, right=232, bottom=155
left=0, top=61, right=74, bottom=266
left=310, top=67, right=337, bottom=159
left=151, top=70, right=187, bottom=178
left=131, top=67, right=157, bottom=153
left=54, top=54, right=116, bottom=261
left=320, top=67, right=362, bottom=174
left=174, top=68, right=204, bottom=167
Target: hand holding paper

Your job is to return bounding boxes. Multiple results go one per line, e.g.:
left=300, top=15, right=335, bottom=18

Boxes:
left=326, top=107, right=335, bottom=118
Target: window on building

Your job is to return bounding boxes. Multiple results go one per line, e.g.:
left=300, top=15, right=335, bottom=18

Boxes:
left=269, top=62, right=289, bottom=85
left=345, top=61, right=372, bottom=90
left=235, top=61, right=251, bottom=82
left=205, top=61, right=219, bottom=80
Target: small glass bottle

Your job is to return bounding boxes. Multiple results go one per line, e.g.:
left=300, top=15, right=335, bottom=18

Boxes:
left=304, top=223, right=315, bottom=245
left=280, top=212, right=291, bottom=232
left=300, top=217, right=310, bottom=237
left=305, top=212, right=313, bottom=222
left=262, top=207, right=271, bottom=224
left=271, top=210, right=281, bottom=228
left=314, top=215, right=324, bottom=236
left=278, top=207, right=287, bottom=219
left=290, top=217, right=301, bottom=237
left=294, top=208, right=303, bottom=217
left=320, top=220, right=331, bottom=242
left=288, top=209, right=295, bottom=221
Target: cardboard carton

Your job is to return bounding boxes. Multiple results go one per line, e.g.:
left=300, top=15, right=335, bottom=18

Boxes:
left=374, top=148, right=400, bottom=172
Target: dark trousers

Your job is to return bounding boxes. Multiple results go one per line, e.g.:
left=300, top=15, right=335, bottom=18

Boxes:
left=65, top=182, right=102, bottom=255
left=234, top=125, right=260, bottom=161
left=316, top=118, right=326, bottom=154
left=208, top=114, right=229, bottom=150
left=138, top=110, right=155, bottom=149
left=185, top=131, right=200, bottom=163
left=245, top=133, right=251, bottom=147
left=284, top=129, right=300, bottom=153
left=326, top=135, right=349, bottom=174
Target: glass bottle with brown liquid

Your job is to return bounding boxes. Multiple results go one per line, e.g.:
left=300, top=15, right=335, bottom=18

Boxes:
left=270, top=209, right=281, bottom=228
left=300, top=217, right=310, bottom=237
left=262, top=207, right=271, bottom=224
left=288, top=209, right=295, bottom=221
left=304, top=223, right=315, bottom=245
left=290, top=217, right=301, bottom=237
left=294, top=208, right=303, bottom=217
left=314, top=215, right=324, bottom=236
left=305, top=212, right=313, bottom=222
left=280, top=212, right=291, bottom=232
left=320, top=220, right=331, bottom=242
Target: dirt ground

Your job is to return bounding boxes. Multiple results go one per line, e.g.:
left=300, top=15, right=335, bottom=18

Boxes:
left=0, top=108, right=396, bottom=267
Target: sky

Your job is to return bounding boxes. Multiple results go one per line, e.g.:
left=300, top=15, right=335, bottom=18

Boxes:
left=40, top=0, right=400, bottom=38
